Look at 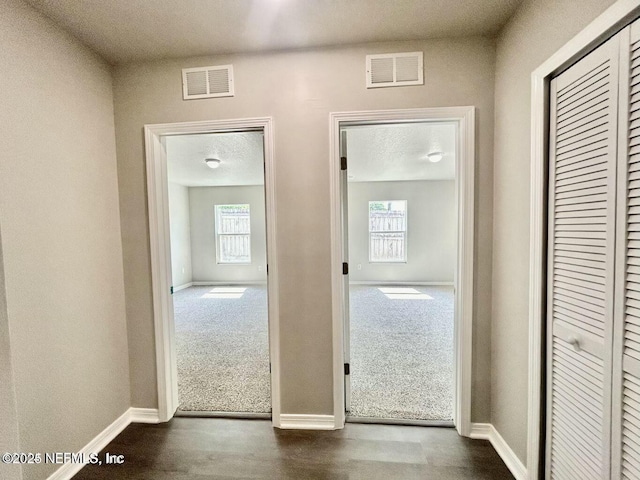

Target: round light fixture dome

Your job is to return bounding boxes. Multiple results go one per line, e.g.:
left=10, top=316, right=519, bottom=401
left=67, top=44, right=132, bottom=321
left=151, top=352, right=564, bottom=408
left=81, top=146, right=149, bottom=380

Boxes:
left=205, top=158, right=221, bottom=169
left=427, top=152, right=443, bottom=163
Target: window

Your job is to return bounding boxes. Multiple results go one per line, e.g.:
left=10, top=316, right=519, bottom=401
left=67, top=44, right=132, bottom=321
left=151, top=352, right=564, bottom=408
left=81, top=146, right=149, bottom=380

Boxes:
left=215, top=204, right=251, bottom=264
left=369, top=200, right=407, bottom=263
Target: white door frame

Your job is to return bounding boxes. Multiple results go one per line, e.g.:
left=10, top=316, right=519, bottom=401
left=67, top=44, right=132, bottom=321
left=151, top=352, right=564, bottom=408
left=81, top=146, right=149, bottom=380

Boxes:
left=329, top=107, right=476, bottom=434
left=528, top=1, right=639, bottom=478
left=144, top=117, right=281, bottom=426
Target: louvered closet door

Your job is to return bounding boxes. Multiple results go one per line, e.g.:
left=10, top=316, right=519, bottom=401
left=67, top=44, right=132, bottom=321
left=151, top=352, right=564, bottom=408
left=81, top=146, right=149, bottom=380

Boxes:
left=547, top=34, right=621, bottom=480
left=612, top=19, right=640, bottom=480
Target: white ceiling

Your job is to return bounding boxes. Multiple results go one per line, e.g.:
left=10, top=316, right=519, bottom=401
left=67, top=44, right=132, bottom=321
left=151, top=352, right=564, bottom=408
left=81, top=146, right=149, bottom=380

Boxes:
left=346, top=123, right=456, bottom=182
left=166, top=132, right=265, bottom=187
left=25, top=0, right=522, bottom=64
left=166, top=123, right=455, bottom=187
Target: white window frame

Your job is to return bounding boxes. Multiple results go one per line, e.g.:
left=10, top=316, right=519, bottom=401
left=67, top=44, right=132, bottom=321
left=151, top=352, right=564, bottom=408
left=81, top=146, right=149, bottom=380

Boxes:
left=215, top=204, right=251, bottom=264
left=368, top=200, right=407, bottom=263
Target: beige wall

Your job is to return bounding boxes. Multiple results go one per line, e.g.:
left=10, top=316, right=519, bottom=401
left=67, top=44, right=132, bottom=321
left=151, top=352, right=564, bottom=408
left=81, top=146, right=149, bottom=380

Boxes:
left=0, top=1, right=130, bottom=479
left=348, top=180, right=456, bottom=283
left=492, top=0, right=617, bottom=465
left=168, top=182, right=193, bottom=288
left=1, top=0, right=631, bottom=470
left=114, top=37, right=496, bottom=417
left=189, top=186, right=268, bottom=283
left=0, top=230, right=21, bottom=480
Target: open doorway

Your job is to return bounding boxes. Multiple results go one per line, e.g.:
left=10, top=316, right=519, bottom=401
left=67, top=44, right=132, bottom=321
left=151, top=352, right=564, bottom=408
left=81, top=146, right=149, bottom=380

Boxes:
left=144, top=118, right=280, bottom=424
left=330, top=108, right=475, bottom=432
left=341, top=122, right=457, bottom=423
left=165, top=131, right=271, bottom=416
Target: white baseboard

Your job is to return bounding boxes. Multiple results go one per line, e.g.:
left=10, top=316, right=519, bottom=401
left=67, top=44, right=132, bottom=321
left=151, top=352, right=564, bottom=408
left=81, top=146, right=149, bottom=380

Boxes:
left=192, top=281, right=268, bottom=286
left=172, top=282, right=193, bottom=292
left=349, top=281, right=454, bottom=286
left=469, top=422, right=492, bottom=438
left=46, top=407, right=161, bottom=480
left=470, top=423, right=527, bottom=480
left=129, top=407, right=160, bottom=424
left=279, top=414, right=336, bottom=430
left=46, top=409, right=131, bottom=480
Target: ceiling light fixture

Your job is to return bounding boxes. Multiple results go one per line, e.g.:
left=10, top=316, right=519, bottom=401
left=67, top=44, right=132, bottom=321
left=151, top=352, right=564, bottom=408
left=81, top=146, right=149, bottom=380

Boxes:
left=205, top=158, right=221, bottom=169
left=427, top=152, right=443, bottom=163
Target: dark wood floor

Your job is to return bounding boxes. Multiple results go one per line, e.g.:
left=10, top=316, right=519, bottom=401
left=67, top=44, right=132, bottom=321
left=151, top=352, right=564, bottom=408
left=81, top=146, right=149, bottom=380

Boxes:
left=73, top=418, right=514, bottom=479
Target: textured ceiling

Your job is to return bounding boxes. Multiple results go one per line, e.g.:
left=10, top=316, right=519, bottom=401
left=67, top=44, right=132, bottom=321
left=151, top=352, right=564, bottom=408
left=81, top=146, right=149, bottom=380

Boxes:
left=346, top=123, right=456, bottom=182
left=25, top=0, right=522, bottom=64
left=166, top=123, right=455, bottom=187
left=166, top=132, right=265, bottom=187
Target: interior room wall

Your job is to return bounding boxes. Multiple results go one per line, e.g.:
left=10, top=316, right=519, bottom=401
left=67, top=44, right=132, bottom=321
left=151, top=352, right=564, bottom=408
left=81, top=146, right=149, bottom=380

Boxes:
left=0, top=230, right=21, bottom=480
left=348, top=180, right=455, bottom=283
left=492, top=0, right=617, bottom=465
left=168, top=182, right=193, bottom=288
left=189, top=185, right=267, bottom=283
left=0, top=1, right=131, bottom=478
left=113, top=36, right=496, bottom=418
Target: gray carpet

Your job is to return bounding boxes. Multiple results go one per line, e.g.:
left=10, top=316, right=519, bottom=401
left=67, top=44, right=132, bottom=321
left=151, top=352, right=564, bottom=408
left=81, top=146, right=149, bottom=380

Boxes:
left=174, top=283, right=453, bottom=420
left=349, top=285, right=454, bottom=421
left=173, top=285, right=271, bottom=413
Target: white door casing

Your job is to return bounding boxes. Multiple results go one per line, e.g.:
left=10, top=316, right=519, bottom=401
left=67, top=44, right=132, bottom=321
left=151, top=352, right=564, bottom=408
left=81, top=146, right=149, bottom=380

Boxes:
left=340, top=129, right=352, bottom=413
left=144, top=118, right=281, bottom=425
left=611, top=18, right=640, bottom=480
left=530, top=2, right=640, bottom=477
left=329, top=107, right=475, bottom=434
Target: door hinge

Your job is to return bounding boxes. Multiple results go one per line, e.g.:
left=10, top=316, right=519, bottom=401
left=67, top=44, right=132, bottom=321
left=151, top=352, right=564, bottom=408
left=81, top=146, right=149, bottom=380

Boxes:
left=341, top=156, right=347, bottom=171
left=344, top=363, right=350, bottom=375
left=266, top=264, right=269, bottom=275
left=269, top=363, right=271, bottom=374
left=170, top=286, right=174, bottom=295
left=342, top=262, right=348, bottom=275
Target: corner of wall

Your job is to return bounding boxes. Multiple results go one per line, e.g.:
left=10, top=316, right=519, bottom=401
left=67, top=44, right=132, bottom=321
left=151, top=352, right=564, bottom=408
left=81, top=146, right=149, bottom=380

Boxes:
left=470, top=423, right=527, bottom=480
left=0, top=228, right=23, bottom=480
left=489, top=0, right=620, bottom=470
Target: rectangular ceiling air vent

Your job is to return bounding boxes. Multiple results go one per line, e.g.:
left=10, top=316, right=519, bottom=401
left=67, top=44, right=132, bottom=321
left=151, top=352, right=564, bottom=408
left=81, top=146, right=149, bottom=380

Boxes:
left=182, top=65, right=234, bottom=100
left=366, top=52, right=423, bottom=88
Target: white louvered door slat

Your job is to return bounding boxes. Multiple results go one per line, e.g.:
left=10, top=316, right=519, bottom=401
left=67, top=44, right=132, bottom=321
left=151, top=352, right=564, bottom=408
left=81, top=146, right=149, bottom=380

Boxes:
left=613, top=18, right=640, bottom=480
left=547, top=33, right=621, bottom=480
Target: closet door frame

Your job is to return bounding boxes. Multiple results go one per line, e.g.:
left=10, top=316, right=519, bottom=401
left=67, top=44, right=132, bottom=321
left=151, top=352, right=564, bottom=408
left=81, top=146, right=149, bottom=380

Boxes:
left=611, top=25, right=630, bottom=480
left=545, top=36, right=620, bottom=479
left=611, top=22, right=640, bottom=480
left=529, top=2, right=640, bottom=478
